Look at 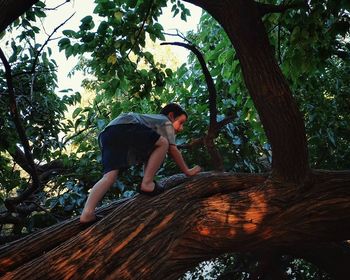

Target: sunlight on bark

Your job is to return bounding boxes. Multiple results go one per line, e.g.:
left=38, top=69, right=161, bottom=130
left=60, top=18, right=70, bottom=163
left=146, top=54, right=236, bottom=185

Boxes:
left=243, top=192, right=267, bottom=234
left=111, top=220, right=148, bottom=255
left=198, top=195, right=239, bottom=237
left=1, top=258, right=14, bottom=267
left=144, top=211, right=176, bottom=242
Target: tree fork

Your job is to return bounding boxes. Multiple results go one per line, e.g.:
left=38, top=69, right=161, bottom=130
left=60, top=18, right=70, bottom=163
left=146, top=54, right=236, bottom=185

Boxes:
left=184, top=0, right=309, bottom=183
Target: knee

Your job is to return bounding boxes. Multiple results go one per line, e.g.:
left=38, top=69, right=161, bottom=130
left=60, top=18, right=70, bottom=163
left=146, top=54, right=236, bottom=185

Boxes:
left=156, top=136, right=169, bottom=150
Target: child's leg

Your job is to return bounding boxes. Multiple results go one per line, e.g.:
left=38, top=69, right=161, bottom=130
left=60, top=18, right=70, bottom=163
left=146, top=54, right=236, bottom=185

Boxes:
left=80, top=169, right=118, bottom=223
left=141, top=136, right=169, bottom=192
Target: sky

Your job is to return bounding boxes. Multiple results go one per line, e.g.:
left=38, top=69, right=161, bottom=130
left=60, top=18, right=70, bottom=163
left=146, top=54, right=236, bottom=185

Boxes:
left=38, top=0, right=203, bottom=93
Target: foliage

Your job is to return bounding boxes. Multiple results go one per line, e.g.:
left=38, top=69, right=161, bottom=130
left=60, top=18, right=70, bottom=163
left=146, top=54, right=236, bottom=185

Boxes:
left=164, top=12, right=271, bottom=172
left=0, top=1, right=86, bottom=234
left=0, top=0, right=350, bottom=278
left=182, top=254, right=331, bottom=280
left=263, top=0, right=350, bottom=169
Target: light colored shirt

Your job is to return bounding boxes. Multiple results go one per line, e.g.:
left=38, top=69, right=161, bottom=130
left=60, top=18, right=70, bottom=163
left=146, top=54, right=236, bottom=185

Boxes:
left=106, top=113, right=176, bottom=145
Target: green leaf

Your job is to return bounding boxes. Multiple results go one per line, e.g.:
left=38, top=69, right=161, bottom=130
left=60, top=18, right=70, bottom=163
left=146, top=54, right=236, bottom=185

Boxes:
left=58, top=38, right=71, bottom=51
left=62, top=30, right=77, bottom=38
left=72, top=108, right=83, bottom=118
left=81, top=15, right=93, bottom=24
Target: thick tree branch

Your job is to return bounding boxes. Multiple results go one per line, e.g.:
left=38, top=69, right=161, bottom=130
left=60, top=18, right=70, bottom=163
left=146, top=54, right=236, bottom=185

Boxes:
left=2, top=170, right=350, bottom=279
left=0, top=0, right=39, bottom=33
left=184, top=0, right=309, bottom=183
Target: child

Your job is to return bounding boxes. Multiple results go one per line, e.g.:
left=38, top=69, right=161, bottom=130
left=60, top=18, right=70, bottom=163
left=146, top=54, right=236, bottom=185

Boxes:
left=80, top=103, right=201, bottom=223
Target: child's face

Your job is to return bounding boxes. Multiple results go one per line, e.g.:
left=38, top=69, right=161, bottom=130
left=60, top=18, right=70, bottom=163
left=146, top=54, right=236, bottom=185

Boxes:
left=170, top=113, right=187, bottom=133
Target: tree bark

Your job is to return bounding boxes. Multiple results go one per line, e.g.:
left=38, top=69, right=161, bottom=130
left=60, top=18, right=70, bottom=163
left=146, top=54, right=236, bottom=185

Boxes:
left=1, top=1, right=349, bottom=280
left=1, top=171, right=350, bottom=279
left=184, top=0, right=309, bottom=183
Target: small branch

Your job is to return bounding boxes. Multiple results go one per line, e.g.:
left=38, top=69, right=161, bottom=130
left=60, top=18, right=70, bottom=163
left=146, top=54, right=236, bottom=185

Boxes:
left=126, top=0, right=154, bottom=58
left=161, top=41, right=218, bottom=127
left=31, top=13, right=75, bottom=74
left=178, top=137, right=204, bottom=149
left=0, top=48, right=41, bottom=202
left=217, top=116, right=234, bottom=128
left=163, top=30, right=192, bottom=45
left=44, top=0, right=71, bottom=11
left=62, top=125, right=94, bottom=146
left=161, top=41, right=237, bottom=171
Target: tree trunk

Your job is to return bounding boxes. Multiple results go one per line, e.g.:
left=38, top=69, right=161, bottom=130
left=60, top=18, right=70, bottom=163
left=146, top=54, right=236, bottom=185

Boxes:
left=1, top=171, right=350, bottom=279
left=184, top=0, right=309, bottom=183
left=1, top=0, right=350, bottom=279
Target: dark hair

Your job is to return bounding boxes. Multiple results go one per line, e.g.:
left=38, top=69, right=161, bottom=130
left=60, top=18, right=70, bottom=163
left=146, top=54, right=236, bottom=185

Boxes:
left=160, top=103, right=188, bottom=119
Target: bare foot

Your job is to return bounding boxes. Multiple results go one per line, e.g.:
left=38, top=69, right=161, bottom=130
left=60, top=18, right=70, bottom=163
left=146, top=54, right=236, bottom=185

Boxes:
left=140, top=181, right=155, bottom=192
left=80, top=210, right=96, bottom=223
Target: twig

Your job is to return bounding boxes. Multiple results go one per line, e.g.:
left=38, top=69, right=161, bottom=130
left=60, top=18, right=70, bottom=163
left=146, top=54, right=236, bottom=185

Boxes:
left=126, top=0, right=154, bottom=58
left=30, top=13, right=75, bottom=74
left=163, top=30, right=192, bottom=45
left=44, top=0, right=71, bottom=11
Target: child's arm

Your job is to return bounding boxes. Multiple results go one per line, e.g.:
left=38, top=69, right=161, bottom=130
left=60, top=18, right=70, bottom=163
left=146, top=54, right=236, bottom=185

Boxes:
left=168, top=144, right=201, bottom=176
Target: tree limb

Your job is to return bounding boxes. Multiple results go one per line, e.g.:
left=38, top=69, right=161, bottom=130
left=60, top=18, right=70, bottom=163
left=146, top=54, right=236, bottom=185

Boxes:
left=0, top=0, right=39, bottom=33
left=30, top=13, right=75, bottom=74
left=185, top=0, right=310, bottom=183
left=0, top=48, right=41, bottom=206
left=126, top=0, right=154, bottom=58
left=161, top=41, right=229, bottom=170
left=3, top=170, right=350, bottom=279
left=161, top=41, right=218, bottom=127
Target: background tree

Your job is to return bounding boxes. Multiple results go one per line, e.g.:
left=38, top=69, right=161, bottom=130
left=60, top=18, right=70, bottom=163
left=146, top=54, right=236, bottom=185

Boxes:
left=0, top=0, right=350, bottom=279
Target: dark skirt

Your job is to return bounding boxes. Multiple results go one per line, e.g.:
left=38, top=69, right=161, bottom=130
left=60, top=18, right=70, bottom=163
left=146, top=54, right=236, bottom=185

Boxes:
left=99, top=123, right=160, bottom=174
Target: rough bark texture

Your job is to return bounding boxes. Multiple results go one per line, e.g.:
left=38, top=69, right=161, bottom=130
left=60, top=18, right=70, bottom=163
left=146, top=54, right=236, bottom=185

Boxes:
left=1, top=171, right=350, bottom=279
left=1, top=0, right=350, bottom=279
left=184, top=0, right=309, bottom=183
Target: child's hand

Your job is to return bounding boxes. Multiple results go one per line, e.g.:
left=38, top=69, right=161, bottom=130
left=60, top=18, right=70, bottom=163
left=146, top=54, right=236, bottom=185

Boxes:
left=186, top=165, right=201, bottom=176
